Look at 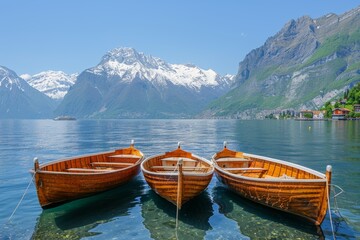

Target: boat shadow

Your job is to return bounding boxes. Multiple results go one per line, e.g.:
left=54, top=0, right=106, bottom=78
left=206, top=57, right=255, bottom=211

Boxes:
left=140, top=188, right=214, bottom=240
left=31, top=176, right=144, bottom=239
left=213, top=183, right=358, bottom=239
left=212, top=183, right=325, bottom=239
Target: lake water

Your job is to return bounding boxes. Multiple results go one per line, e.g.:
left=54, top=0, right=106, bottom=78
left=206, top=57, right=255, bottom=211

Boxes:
left=0, top=119, right=359, bottom=239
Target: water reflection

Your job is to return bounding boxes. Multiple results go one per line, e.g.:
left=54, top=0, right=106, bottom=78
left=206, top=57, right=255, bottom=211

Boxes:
left=141, top=188, right=213, bottom=240
left=212, top=183, right=324, bottom=240
left=31, top=177, right=144, bottom=239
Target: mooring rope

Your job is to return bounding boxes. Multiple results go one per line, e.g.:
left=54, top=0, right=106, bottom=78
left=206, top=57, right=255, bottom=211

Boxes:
left=175, top=200, right=180, bottom=229
left=8, top=174, right=35, bottom=222
left=331, top=184, right=344, bottom=218
left=326, top=178, right=336, bottom=240
left=175, top=195, right=180, bottom=240
left=162, top=163, right=179, bottom=183
left=326, top=182, right=345, bottom=240
left=175, top=158, right=183, bottom=240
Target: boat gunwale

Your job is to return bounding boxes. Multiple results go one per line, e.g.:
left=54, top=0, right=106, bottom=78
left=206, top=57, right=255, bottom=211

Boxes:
left=33, top=163, right=142, bottom=176
left=141, top=153, right=214, bottom=177
left=34, top=149, right=144, bottom=174
left=212, top=152, right=326, bottom=183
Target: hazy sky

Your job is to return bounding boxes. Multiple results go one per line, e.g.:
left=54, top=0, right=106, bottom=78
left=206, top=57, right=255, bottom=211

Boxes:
left=1, top=1, right=360, bottom=76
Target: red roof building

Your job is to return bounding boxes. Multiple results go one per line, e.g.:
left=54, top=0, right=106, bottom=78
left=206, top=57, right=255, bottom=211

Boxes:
left=332, top=108, right=351, bottom=120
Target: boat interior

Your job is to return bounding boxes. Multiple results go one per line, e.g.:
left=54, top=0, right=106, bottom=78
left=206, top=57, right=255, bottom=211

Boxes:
left=213, top=148, right=322, bottom=180
left=142, top=148, right=212, bottom=173
left=39, top=148, right=143, bottom=173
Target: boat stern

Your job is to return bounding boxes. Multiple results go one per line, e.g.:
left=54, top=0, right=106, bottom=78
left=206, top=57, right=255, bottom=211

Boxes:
left=315, top=165, right=332, bottom=225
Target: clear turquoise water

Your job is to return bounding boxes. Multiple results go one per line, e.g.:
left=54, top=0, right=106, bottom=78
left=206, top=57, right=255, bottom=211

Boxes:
left=0, top=119, right=359, bottom=239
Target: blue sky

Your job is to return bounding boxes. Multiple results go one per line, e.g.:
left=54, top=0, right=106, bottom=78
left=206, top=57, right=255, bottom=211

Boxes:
left=1, top=1, right=360, bottom=76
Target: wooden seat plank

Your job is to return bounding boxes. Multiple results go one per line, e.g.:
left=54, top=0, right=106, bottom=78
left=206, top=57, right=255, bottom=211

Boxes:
left=108, top=154, right=140, bottom=158
left=223, top=167, right=266, bottom=172
left=151, top=166, right=208, bottom=170
left=161, top=157, right=196, bottom=162
left=67, top=168, right=113, bottom=172
left=216, top=158, right=251, bottom=162
left=91, top=162, right=133, bottom=166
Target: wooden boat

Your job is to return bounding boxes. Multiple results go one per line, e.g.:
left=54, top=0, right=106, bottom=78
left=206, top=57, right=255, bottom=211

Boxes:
left=212, top=142, right=332, bottom=225
left=31, top=141, right=144, bottom=208
left=141, top=143, right=214, bottom=209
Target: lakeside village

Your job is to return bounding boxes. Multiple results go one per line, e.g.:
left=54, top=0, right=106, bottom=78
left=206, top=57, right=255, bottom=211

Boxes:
left=266, top=82, right=360, bottom=120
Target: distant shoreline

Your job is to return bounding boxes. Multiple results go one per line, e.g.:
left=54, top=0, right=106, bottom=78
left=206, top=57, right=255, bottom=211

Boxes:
left=53, top=116, right=76, bottom=121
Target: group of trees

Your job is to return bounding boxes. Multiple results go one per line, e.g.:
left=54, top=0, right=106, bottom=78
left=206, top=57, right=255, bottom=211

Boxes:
left=265, top=82, right=360, bottom=120
left=265, top=110, right=296, bottom=119
left=344, top=82, right=360, bottom=105
left=323, top=82, right=360, bottom=118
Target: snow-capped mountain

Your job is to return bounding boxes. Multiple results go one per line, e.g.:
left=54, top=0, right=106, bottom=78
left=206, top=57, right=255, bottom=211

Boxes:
left=55, top=47, right=234, bottom=118
left=21, top=71, right=77, bottom=100
left=0, top=66, right=56, bottom=119
left=0, top=66, right=26, bottom=91
left=90, top=47, right=233, bottom=90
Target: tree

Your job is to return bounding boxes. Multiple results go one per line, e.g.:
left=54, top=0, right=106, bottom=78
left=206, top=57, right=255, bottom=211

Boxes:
left=355, top=92, right=360, bottom=104
left=304, top=113, right=313, bottom=118
left=347, top=82, right=360, bottom=104
left=321, top=82, right=360, bottom=118
left=324, top=101, right=333, bottom=118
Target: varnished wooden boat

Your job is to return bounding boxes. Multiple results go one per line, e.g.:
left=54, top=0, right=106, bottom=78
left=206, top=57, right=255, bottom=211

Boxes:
left=31, top=141, right=144, bottom=208
left=141, top=143, right=214, bottom=209
left=212, top=142, right=332, bottom=225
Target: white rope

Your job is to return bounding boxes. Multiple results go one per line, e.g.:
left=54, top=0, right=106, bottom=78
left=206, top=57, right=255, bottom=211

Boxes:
left=175, top=158, right=182, bottom=240
left=175, top=200, right=180, bottom=229
left=175, top=198, right=179, bottom=240
left=331, top=184, right=344, bottom=199
left=326, top=178, right=336, bottom=240
left=8, top=174, right=34, bottom=222
left=162, top=164, right=179, bottom=182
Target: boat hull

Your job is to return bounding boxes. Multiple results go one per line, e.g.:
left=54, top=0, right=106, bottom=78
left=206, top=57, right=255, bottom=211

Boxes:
left=212, top=148, right=330, bottom=225
left=142, top=171, right=213, bottom=207
left=34, top=166, right=141, bottom=208
left=32, top=145, right=144, bottom=208
left=141, top=147, right=214, bottom=208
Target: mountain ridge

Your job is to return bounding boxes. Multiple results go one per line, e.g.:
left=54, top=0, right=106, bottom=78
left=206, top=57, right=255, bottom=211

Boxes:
left=55, top=47, right=234, bottom=118
left=2, top=6, right=359, bottom=119
left=90, top=47, right=233, bottom=91
left=22, top=71, right=77, bottom=100
left=0, top=66, right=56, bottom=119
left=205, top=6, right=360, bottom=119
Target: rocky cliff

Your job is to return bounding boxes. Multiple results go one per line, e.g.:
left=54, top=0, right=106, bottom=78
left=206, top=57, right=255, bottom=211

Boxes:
left=206, top=6, right=360, bottom=119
